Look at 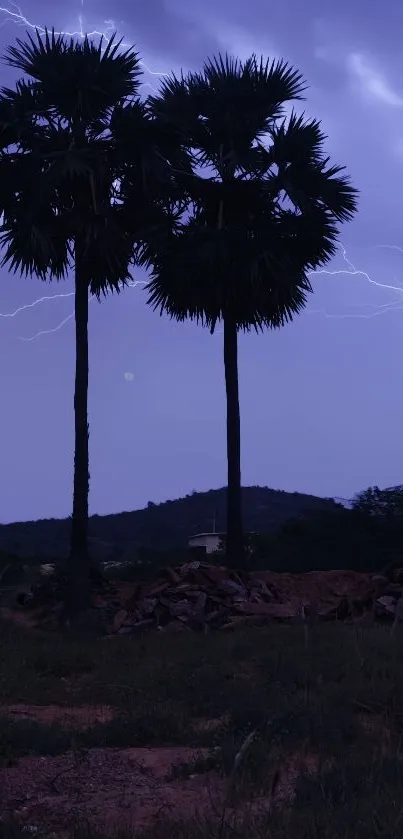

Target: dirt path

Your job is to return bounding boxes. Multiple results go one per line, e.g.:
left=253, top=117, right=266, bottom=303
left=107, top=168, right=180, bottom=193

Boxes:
left=2, top=703, right=116, bottom=729
left=0, top=745, right=224, bottom=835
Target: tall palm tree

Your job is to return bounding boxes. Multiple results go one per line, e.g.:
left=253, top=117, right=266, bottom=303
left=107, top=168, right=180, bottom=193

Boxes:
left=0, top=30, right=148, bottom=614
left=143, top=54, right=359, bottom=566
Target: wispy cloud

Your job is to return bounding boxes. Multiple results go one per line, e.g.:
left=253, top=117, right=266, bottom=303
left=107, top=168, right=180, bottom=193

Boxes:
left=347, top=53, right=403, bottom=107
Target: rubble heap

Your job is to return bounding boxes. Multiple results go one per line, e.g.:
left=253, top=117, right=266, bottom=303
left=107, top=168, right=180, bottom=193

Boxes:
left=97, top=562, right=403, bottom=634
left=7, top=560, right=403, bottom=634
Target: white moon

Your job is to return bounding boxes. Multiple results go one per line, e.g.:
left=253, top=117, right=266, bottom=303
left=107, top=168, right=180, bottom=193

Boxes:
left=124, top=372, right=134, bottom=381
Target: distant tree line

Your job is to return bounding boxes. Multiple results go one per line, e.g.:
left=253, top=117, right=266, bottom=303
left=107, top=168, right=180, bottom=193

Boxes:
left=242, top=486, right=403, bottom=573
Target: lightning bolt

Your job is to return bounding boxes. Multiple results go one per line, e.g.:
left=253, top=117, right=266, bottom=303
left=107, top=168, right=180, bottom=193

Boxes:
left=0, top=3, right=168, bottom=340
left=0, top=2, right=170, bottom=92
left=6, top=244, right=403, bottom=340
left=18, top=311, right=74, bottom=341
left=0, top=291, right=74, bottom=318
left=306, top=244, right=403, bottom=320
left=11, top=279, right=146, bottom=341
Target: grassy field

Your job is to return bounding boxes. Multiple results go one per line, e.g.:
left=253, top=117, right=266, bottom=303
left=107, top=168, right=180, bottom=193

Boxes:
left=1, top=618, right=403, bottom=838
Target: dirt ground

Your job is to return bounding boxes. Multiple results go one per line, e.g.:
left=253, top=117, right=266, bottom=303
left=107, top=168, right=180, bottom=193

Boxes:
left=0, top=703, right=327, bottom=837
left=1, top=603, right=402, bottom=838
left=0, top=736, right=223, bottom=836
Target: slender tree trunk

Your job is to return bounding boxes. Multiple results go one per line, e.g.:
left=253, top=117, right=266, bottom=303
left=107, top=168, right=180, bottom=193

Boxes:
left=67, top=253, right=91, bottom=617
left=223, top=314, right=244, bottom=565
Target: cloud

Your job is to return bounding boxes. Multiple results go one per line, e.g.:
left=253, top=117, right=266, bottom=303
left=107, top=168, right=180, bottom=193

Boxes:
left=347, top=53, right=403, bottom=108
left=212, top=23, right=279, bottom=65
left=391, top=137, right=403, bottom=161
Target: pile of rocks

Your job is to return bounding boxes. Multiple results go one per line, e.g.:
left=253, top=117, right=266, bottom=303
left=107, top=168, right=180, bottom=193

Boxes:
left=9, top=560, right=403, bottom=634
left=98, top=562, right=403, bottom=634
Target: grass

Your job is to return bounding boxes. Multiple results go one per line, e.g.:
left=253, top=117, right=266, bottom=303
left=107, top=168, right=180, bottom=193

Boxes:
left=2, top=618, right=403, bottom=836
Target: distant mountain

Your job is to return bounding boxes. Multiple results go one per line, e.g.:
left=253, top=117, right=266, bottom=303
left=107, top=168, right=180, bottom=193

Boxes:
left=0, top=486, right=340, bottom=562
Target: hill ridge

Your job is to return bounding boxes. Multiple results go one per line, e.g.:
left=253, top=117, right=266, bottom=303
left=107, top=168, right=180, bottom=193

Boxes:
left=0, top=486, right=339, bottom=561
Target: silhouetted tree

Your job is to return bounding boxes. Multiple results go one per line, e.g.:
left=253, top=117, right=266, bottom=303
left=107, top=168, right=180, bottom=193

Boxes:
left=353, top=485, right=403, bottom=519
left=0, top=30, right=146, bottom=614
left=142, top=54, right=359, bottom=565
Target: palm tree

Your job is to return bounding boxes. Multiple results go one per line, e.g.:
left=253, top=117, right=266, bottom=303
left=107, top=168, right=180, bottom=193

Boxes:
left=143, top=54, right=359, bottom=566
left=0, top=30, right=148, bottom=614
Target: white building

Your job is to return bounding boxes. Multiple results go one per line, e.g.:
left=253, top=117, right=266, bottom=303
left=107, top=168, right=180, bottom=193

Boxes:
left=188, top=532, right=226, bottom=554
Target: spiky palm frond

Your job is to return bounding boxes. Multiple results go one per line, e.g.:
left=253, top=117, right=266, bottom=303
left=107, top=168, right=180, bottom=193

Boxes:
left=259, top=111, right=358, bottom=222
left=149, top=53, right=307, bottom=178
left=111, top=99, right=192, bottom=212
left=143, top=210, right=313, bottom=334
left=0, top=200, right=70, bottom=280
left=143, top=56, right=358, bottom=334
left=4, top=29, right=141, bottom=125
left=0, top=29, right=156, bottom=291
left=0, top=79, right=47, bottom=149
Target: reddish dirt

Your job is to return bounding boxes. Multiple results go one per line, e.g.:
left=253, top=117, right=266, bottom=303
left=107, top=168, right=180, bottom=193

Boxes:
left=0, top=704, right=380, bottom=837
left=0, top=741, right=337, bottom=836
left=0, top=746, right=225, bottom=835
left=253, top=569, right=373, bottom=609
left=2, top=704, right=116, bottom=729
left=0, top=698, right=336, bottom=836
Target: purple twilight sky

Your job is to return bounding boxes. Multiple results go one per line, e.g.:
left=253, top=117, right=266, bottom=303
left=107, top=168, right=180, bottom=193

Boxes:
left=1, top=0, right=403, bottom=523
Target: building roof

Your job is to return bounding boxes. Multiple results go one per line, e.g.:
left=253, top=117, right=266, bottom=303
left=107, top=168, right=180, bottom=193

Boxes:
left=188, top=532, right=226, bottom=539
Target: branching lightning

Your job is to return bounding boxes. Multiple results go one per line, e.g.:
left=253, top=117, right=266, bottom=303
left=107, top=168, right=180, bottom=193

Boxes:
left=306, top=245, right=403, bottom=320
left=8, top=280, right=147, bottom=342
left=18, top=312, right=75, bottom=341
left=0, top=291, right=74, bottom=319
left=1, top=5, right=403, bottom=339
left=5, top=245, right=403, bottom=340
left=0, top=2, right=170, bottom=91
left=0, top=2, right=165, bottom=342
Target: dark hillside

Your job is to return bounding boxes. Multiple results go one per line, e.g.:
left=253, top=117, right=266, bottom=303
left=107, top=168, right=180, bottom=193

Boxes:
left=0, top=486, right=339, bottom=561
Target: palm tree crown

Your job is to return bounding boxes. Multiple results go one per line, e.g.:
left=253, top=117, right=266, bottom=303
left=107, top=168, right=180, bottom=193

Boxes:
left=144, top=53, right=358, bottom=332
left=0, top=29, right=143, bottom=290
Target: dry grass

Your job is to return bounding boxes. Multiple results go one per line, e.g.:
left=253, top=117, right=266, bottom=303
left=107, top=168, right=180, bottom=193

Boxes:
left=1, top=618, right=403, bottom=836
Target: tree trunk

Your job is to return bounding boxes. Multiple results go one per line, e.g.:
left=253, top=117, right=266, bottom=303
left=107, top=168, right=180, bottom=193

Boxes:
left=223, top=315, right=244, bottom=565
left=67, top=255, right=91, bottom=617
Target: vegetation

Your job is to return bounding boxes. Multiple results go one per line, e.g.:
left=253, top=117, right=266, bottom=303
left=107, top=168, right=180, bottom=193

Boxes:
left=247, top=505, right=403, bottom=573
left=144, top=55, right=358, bottom=566
left=352, top=484, right=403, bottom=519
left=2, top=622, right=403, bottom=836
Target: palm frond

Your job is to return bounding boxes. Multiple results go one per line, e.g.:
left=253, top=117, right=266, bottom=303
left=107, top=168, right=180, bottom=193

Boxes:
left=0, top=203, right=70, bottom=280
left=0, top=79, right=46, bottom=149
left=261, top=112, right=359, bottom=221
left=148, top=53, right=307, bottom=179
left=4, top=29, right=142, bottom=124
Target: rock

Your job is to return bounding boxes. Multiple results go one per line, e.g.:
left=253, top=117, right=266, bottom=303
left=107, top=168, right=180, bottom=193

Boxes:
left=218, top=579, right=247, bottom=597
left=236, top=601, right=297, bottom=619
left=111, top=609, right=128, bottom=632
left=375, top=596, right=397, bottom=616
